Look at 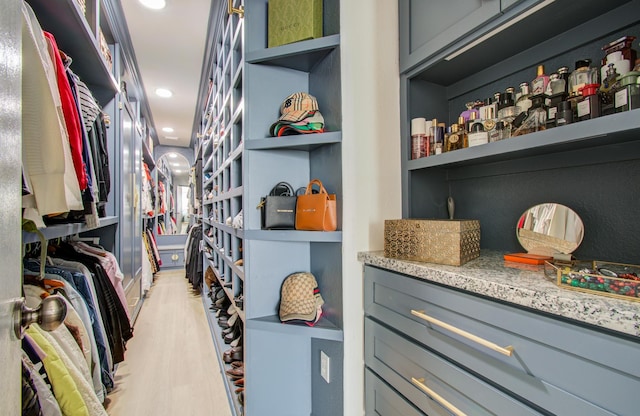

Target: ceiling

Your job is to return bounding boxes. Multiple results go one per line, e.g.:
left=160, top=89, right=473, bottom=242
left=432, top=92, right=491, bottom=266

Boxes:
left=120, top=0, right=212, bottom=157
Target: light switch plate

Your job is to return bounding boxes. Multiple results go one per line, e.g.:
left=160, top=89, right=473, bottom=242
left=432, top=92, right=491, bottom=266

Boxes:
left=320, top=350, right=330, bottom=383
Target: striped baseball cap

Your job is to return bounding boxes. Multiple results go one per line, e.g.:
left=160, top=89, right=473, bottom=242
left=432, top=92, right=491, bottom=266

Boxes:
left=277, top=92, right=319, bottom=123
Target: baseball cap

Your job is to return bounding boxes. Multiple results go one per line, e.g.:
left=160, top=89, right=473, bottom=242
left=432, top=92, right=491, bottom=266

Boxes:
left=278, top=272, right=324, bottom=326
left=277, top=92, right=319, bottom=123
left=270, top=110, right=325, bottom=136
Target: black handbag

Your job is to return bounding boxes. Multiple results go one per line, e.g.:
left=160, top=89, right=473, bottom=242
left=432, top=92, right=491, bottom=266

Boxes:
left=258, top=182, right=297, bottom=229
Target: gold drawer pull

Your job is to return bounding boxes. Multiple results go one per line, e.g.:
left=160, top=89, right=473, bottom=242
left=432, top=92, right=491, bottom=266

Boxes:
left=411, top=309, right=514, bottom=357
left=411, top=377, right=466, bottom=416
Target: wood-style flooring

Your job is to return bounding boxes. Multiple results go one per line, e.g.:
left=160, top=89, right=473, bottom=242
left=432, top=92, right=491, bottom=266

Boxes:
left=105, top=269, right=232, bottom=416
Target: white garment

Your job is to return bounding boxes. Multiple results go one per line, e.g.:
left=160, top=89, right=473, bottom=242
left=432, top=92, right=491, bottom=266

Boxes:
left=21, top=2, right=83, bottom=223
left=23, top=352, right=63, bottom=416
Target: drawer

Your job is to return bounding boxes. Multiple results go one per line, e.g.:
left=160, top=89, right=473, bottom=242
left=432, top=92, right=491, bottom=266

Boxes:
left=365, top=318, right=541, bottom=416
left=364, top=265, right=640, bottom=416
left=365, top=368, right=424, bottom=416
left=159, top=248, right=185, bottom=269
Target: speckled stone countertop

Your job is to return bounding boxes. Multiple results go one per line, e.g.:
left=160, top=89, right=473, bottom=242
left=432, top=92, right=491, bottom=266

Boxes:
left=358, top=250, right=640, bottom=338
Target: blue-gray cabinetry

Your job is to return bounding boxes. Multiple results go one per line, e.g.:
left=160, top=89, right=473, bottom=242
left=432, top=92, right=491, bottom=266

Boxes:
left=400, top=0, right=640, bottom=264
left=364, top=264, right=640, bottom=416
left=198, top=1, right=345, bottom=414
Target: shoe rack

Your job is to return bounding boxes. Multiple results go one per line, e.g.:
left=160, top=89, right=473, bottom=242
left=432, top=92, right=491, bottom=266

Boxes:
left=199, top=1, right=245, bottom=414
left=200, top=0, right=344, bottom=415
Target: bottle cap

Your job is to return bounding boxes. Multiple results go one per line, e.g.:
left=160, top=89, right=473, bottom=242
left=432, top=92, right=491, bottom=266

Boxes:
left=457, top=116, right=465, bottom=125
left=495, top=121, right=505, bottom=130
left=579, top=83, right=600, bottom=96
left=411, top=118, right=426, bottom=135
left=575, top=59, right=591, bottom=70
left=557, top=66, right=569, bottom=75
left=537, top=65, right=545, bottom=76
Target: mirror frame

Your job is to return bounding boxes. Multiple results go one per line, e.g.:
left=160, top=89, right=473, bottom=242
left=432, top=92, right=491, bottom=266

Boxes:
left=153, top=146, right=195, bottom=236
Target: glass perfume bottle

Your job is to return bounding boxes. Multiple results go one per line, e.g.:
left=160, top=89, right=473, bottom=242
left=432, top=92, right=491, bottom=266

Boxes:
left=459, top=102, right=480, bottom=122
left=577, top=83, right=601, bottom=121
left=457, top=116, right=469, bottom=148
left=569, top=59, right=599, bottom=97
left=516, top=82, right=533, bottom=115
left=429, top=118, right=439, bottom=156
left=531, top=65, right=550, bottom=95
left=445, top=123, right=464, bottom=152
left=512, top=94, right=547, bottom=136
left=424, top=119, right=434, bottom=156
left=467, top=118, right=489, bottom=147
left=497, top=89, right=517, bottom=126
left=434, top=122, right=446, bottom=155
left=489, top=121, right=506, bottom=142
left=410, top=117, right=426, bottom=159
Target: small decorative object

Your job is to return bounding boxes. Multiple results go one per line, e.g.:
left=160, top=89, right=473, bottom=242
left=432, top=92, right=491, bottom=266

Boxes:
left=257, top=182, right=297, bottom=229
left=384, top=219, right=480, bottom=266
left=268, top=0, right=323, bottom=48
left=505, top=203, right=584, bottom=265
left=295, top=179, right=337, bottom=231
left=546, top=260, right=640, bottom=302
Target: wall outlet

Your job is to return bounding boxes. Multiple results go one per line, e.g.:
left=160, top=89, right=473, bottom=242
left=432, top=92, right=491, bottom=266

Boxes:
left=320, top=350, right=330, bottom=383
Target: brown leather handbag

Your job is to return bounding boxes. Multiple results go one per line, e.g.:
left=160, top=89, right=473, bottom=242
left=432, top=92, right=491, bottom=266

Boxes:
left=295, top=179, right=337, bottom=231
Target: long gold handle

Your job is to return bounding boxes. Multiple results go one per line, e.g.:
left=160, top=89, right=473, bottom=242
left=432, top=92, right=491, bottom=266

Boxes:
left=411, top=309, right=514, bottom=357
left=411, top=377, right=467, bottom=416
left=227, top=0, right=244, bottom=17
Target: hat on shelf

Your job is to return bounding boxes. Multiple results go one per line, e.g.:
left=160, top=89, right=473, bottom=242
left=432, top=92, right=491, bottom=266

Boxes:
left=269, top=92, right=325, bottom=136
left=278, top=272, right=324, bottom=326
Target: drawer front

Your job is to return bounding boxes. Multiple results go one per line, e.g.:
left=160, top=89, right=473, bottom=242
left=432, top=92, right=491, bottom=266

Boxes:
left=365, top=318, right=541, bottom=416
left=159, top=249, right=185, bottom=268
left=364, top=265, right=640, bottom=416
left=365, top=369, right=424, bottom=416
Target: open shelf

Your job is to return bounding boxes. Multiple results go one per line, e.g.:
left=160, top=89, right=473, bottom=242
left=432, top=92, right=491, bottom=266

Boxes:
left=246, top=34, right=340, bottom=72
left=243, top=230, right=342, bottom=243
left=245, top=131, right=342, bottom=151
left=247, top=314, right=343, bottom=342
left=22, top=216, right=119, bottom=244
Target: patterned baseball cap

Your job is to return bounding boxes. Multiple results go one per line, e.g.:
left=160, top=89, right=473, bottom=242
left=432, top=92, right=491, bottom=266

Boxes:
left=279, top=272, right=324, bottom=326
left=278, top=92, right=319, bottom=123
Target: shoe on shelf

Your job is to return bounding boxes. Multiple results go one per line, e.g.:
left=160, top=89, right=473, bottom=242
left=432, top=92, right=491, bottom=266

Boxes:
left=235, top=387, right=244, bottom=394
left=230, top=334, right=242, bottom=348
left=233, top=378, right=244, bottom=387
left=223, top=346, right=243, bottom=364
left=225, top=367, right=244, bottom=379
left=231, top=361, right=243, bottom=368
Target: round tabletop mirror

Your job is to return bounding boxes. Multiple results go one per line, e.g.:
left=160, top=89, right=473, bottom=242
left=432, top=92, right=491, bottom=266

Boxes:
left=516, top=203, right=584, bottom=257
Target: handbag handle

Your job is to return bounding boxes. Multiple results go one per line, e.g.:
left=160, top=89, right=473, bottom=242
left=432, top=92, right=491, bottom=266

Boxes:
left=270, top=182, right=294, bottom=196
left=304, top=179, right=328, bottom=196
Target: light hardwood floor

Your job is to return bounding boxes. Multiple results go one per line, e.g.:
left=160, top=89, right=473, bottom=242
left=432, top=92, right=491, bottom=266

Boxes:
left=105, top=269, right=232, bottom=416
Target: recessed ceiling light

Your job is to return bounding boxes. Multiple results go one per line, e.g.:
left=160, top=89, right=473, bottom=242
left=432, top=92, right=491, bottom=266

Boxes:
left=155, top=88, right=172, bottom=98
left=162, top=127, right=174, bottom=133
left=165, top=136, right=179, bottom=140
left=168, top=153, right=178, bottom=158
left=171, top=162, right=180, bottom=166
left=139, top=0, right=166, bottom=10
left=174, top=170, right=182, bottom=173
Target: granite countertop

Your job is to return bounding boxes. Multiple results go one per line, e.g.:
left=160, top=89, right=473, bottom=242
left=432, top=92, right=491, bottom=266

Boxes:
left=358, top=250, right=640, bottom=338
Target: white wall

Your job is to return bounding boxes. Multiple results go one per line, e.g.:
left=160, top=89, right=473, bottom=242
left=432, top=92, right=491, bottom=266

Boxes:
left=341, top=1, right=401, bottom=414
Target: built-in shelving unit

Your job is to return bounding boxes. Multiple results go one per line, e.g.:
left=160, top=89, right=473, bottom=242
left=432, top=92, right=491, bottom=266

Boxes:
left=197, top=1, right=344, bottom=414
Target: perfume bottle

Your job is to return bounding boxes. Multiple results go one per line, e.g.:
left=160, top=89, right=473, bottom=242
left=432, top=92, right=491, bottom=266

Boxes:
left=434, top=122, right=446, bottom=155
left=459, top=102, right=480, bottom=122
left=555, top=101, right=574, bottom=127
left=614, top=71, right=640, bottom=112
left=512, top=94, right=547, bottom=137
left=576, top=84, right=601, bottom=121
left=497, top=89, right=517, bottom=126
left=410, top=117, right=426, bottom=159
left=467, top=118, right=489, bottom=147
left=531, top=65, right=550, bottom=95
left=600, top=63, right=621, bottom=116
left=445, top=123, right=464, bottom=152
left=429, top=118, right=439, bottom=155
left=457, top=116, right=468, bottom=148
left=424, top=119, right=434, bottom=156
left=569, top=59, right=598, bottom=97
left=516, top=82, right=533, bottom=115
left=489, top=121, right=505, bottom=142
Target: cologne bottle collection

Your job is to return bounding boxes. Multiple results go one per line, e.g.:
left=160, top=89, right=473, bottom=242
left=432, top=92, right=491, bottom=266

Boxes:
left=410, top=36, right=640, bottom=160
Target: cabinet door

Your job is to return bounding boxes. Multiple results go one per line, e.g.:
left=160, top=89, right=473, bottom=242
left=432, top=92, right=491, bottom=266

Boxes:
left=399, top=0, right=500, bottom=72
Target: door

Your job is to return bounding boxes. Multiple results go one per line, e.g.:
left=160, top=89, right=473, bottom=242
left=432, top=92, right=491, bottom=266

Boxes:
left=0, top=0, right=25, bottom=413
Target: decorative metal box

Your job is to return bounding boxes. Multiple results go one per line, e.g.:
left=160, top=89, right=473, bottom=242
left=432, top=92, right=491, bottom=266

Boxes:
left=384, top=219, right=481, bottom=266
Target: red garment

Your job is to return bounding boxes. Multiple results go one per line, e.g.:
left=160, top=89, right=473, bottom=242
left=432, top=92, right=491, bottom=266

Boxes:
left=43, top=31, right=88, bottom=190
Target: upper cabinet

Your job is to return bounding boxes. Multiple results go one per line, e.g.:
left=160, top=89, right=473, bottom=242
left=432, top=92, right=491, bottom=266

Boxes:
left=399, top=0, right=501, bottom=72
left=399, top=0, right=640, bottom=264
